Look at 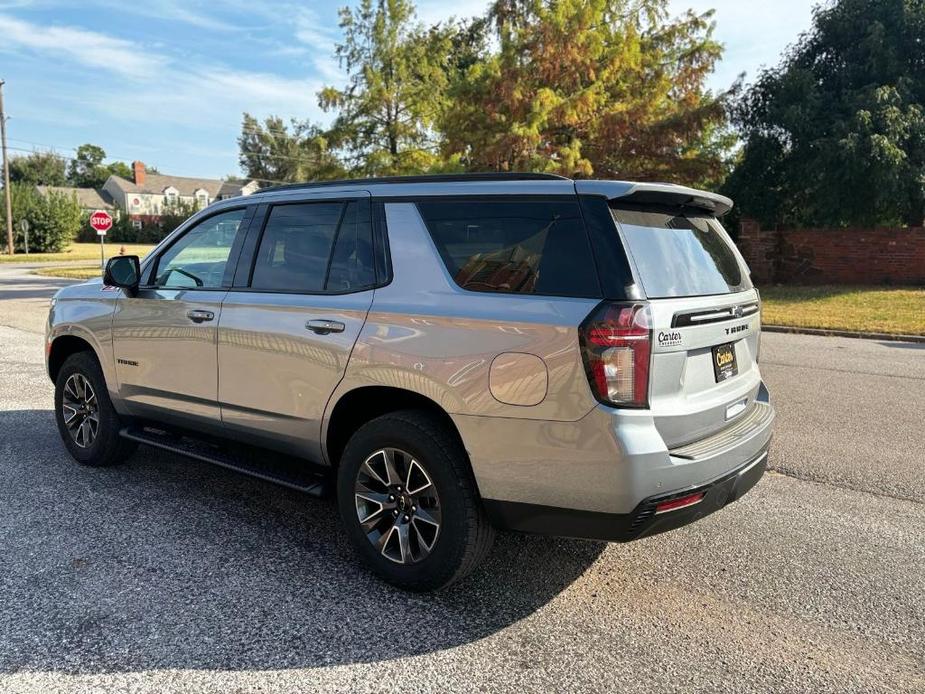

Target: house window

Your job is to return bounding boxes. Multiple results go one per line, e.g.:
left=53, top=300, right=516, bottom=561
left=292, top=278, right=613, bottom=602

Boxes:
left=132, top=220, right=142, bottom=230
left=197, top=193, right=209, bottom=207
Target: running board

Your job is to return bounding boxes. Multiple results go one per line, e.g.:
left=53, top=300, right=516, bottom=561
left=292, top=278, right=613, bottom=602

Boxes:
left=120, top=425, right=328, bottom=496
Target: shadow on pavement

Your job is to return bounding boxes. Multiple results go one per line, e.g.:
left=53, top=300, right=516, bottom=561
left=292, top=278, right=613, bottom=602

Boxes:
left=0, top=408, right=604, bottom=675
left=876, top=340, right=925, bottom=350
left=0, top=272, right=77, bottom=301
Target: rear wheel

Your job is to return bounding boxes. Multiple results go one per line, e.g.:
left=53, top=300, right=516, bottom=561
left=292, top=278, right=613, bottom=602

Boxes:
left=337, top=410, right=494, bottom=591
left=54, top=351, right=137, bottom=466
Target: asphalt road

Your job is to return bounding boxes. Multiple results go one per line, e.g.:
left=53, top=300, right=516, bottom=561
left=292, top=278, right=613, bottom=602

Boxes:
left=0, top=265, right=922, bottom=693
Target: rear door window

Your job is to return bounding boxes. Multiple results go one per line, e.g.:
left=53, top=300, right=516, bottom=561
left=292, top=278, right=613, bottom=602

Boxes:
left=612, top=206, right=749, bottom=298
left=416, top=199, right=601, bottom=298
left=250, top=201, right=375, bottom=293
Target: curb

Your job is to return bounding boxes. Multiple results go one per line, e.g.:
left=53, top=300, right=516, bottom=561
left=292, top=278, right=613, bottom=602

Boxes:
left=763, top=324, right=925, bottom=344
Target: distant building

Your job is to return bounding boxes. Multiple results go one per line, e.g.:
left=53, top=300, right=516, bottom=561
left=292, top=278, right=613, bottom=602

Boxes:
left=35, top=185, right=117, bottom=216
left=102, top=161, right=259, bottom=226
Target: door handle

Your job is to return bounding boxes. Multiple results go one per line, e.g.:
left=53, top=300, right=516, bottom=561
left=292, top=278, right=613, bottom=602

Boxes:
left=187, top=309, right=215, bottom=323
left=306, top=319, right=346, bottom=335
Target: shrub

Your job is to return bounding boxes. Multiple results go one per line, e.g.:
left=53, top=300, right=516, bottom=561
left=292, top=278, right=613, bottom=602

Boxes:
left=76, top=198, right=200, bottom=244
left=0, top=183, right=82, bottom=252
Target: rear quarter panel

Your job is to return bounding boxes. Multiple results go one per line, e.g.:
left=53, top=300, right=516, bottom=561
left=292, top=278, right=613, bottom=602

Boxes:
left=327, top=202, right=601, bottom=424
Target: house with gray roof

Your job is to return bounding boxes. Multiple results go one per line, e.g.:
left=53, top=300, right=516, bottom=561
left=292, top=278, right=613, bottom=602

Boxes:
left=102, top=161, right=258, bottom=224
left=35, top=185, right=117, bottom=214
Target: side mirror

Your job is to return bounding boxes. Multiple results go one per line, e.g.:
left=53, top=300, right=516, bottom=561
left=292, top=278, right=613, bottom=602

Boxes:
left=104, top=255, right=141, bottom=293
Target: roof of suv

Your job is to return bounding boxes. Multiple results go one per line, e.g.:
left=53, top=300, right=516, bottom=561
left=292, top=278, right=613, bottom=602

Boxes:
left=243, top=173, right=733, bottom=215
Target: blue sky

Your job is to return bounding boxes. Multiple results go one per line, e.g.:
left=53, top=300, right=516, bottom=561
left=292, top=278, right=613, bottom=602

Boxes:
left=0, top=0, right=816, bottom=181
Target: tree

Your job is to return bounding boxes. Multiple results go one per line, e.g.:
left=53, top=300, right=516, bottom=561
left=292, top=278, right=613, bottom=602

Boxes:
left=238, top=114, right=344, bottom=184
left=159, top=197, right=201, bottom=236
left=725, top=0, right=925, bottom=228
left=67, top=144, right=107, bottom=187
left=66, top=143, right=134, bottom=188
left=0, top=183, right=81, bottom=252
left=9, top=151, right=68, bottom=186
left=318, top=0, right=455, bottom=175
left=106, top=161, right=134, bottom=180
left=440, top=0, right=732, bottom=187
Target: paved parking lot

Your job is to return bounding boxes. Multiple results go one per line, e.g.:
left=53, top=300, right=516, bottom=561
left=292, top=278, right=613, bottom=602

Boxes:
left=1, top=265, right=923, bottom=693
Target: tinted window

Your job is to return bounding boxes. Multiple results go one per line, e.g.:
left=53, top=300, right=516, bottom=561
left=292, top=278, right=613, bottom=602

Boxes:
left=250, top=202, right=375, bottom=293
left=155, top=209, right=245, bottom=289
left=417, top=199, right=600, bottom=298
left=612, top=207, right=748, bottom=298
left=251, top=203, right=341, bottom=292
left=326, top=202, right=376, bottom=291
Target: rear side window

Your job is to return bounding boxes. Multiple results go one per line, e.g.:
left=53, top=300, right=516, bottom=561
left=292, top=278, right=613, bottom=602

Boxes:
left=612, top=207, right=748, bottom=298
left=250, top=201, right=375, bottom=292
left=416, top=199, right=601, bottom=298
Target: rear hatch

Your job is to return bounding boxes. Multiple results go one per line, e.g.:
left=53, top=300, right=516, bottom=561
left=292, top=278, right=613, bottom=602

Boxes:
left=613, top=204, right=761, bottom=448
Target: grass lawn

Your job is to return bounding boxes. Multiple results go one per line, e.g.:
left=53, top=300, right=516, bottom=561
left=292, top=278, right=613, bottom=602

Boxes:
left=0, top=242, right=155, bottom=264
left=32, top=266, right=102, bottom=280
left=760, top=285, right=925, bottom=336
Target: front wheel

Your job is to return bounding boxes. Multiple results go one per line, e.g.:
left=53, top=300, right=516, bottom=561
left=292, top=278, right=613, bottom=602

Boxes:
left=337, top=411, right=495, bottom=591
left=54, top=351, right=137, bottom=467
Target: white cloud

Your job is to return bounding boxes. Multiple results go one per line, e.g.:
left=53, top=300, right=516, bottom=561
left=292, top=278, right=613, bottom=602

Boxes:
left=0, top=13, right=325, bottom=124
left=88, top=0, right=241, bottom=32
left=0, top=13, right=168, bottom=78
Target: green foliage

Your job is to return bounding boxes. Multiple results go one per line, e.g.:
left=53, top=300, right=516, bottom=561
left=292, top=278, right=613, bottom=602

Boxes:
left=238, top=114, right=345, bottom=184
left=0, top=183, right=81, bottom=252
left=9, top=151, right=68, bottom=186
left=318, top=0, right=456, bottom=176
left=238, top=0, right=734, bottom=186
left=67, top=144, right=107, bottom=187
left=106, top=161, right=134, bottom=180
left=77, top=204, right=191, bottom=244
left=159, top=198, right=200, bottom=236
left=441, top=0, right=732, bottom=187
left=66, top=143, right=134, bottom=188
left=725, top=0, right=925, bottom=228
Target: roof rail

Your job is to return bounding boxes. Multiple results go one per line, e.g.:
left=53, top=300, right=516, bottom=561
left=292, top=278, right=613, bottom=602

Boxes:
left=254, top=172, right=570, bottom=194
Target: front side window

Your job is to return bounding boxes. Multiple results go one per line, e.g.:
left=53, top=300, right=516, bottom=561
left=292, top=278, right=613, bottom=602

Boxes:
left=250, top=201, right=375, bottom=292
left=154, top=208, right=245, bottom=289
left=612, top=206, right=748, bottom=298
left=416, top=199, right=601, bottom=298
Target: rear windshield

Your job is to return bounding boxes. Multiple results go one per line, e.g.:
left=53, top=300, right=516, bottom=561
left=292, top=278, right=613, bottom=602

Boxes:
left=417, top=199, right=601, bottom=298
left=611, top=206, right=749, bottom=298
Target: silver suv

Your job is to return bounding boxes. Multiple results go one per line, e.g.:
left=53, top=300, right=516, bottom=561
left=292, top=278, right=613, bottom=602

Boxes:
left=46, top=173, right=774, bottom=591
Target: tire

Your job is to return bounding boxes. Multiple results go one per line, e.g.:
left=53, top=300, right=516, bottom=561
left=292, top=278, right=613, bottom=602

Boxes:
left=337, top=410, right=495, bottom=591
left=54, top=351, right=137, bottom=467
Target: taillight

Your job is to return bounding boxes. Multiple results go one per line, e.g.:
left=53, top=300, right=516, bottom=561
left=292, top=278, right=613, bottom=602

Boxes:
left=579, top=302, right=652, bottom=408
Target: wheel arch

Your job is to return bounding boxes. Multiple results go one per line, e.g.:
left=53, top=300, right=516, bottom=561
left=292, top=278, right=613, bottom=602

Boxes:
left=48, top=334, right=99, bottom=382
left=324, top=385, right=472, bottom=476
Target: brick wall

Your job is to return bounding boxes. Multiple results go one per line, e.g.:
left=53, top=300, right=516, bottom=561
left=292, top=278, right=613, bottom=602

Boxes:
left=736, top=220, right=925, bottom=285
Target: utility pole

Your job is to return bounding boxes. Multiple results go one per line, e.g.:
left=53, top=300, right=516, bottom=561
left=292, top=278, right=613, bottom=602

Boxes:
left=0, top=79, right=13, bottom=256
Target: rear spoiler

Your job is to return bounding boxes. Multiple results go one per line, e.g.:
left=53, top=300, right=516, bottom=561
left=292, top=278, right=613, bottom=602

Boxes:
left=574, top=180, right=733, bottom=216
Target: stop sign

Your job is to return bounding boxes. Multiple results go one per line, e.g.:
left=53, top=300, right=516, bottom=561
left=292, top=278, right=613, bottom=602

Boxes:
left=89, top=210, right=113, bottom=235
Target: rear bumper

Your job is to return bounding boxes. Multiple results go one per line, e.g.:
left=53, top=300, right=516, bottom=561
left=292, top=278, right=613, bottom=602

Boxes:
left=484, top=444, right=769, bottom=542
left=455, top=380, right=774, bottom=540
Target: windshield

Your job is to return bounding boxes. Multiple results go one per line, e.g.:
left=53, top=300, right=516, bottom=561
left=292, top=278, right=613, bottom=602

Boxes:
left=611, top=206, right=749, bottom=298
